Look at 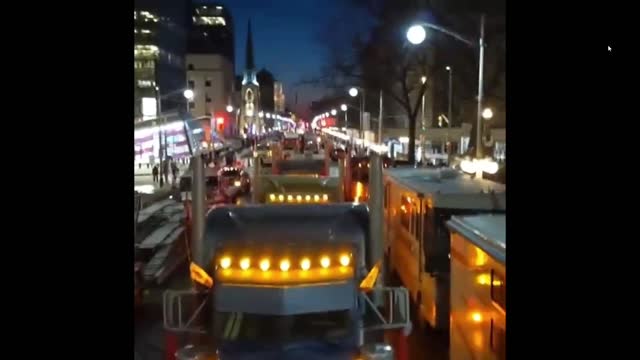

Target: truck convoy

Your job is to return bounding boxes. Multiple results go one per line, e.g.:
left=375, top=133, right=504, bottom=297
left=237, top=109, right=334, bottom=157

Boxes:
left=164, top=204, right=411, bottom=360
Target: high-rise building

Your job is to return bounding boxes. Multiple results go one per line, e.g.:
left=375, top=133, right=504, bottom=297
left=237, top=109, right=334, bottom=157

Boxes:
left=134, top=0, right=189, bottom=121
left=187, top=2, right=234, bottom=66
left=186, top=2, right=235, bottom=124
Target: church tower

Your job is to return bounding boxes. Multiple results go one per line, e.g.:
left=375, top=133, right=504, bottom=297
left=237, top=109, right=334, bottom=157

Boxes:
left=239, top=20, right=262, bottom=136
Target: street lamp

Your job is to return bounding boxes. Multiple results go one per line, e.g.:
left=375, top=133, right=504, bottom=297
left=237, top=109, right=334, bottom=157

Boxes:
left=258, top=111, right=264, bottom=118
left=407, top=15, right=497, bottom=178
left=331, top=109, right=337, bottom=116
left=446, top=66, right=453, bottom=129
left=340, top=104, right=349, bottom=129
left=154, top=87, right=196, bottom=187
left=226, top=105, right=234, bottom=113
left=349, top=87, right=365, bottom=140
left=184, top=89, right=194, bottom=113
left=482, top=108, right=493, bottom=120
left=406, top=25, right=427, bottom=45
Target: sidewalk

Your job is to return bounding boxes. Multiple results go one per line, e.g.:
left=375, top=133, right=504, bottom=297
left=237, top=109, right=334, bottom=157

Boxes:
left=134, top=163, right=189, bottom=176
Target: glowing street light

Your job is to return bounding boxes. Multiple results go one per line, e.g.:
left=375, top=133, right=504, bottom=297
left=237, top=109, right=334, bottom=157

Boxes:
left=340, top=104, right=347, bottom=111
left=349, top=87, right=359, bottom=97
left=226, top=105, right=234, bottom=113
left=258, top=111, right=264, bottom=118
left=482, top=108, right=493, bottom=120
left=408, top=16, right=493, bottom=178
left=420, top=76, right=427, bottom=84
left=406, top=25, right=427, bottom=45
left=331, top=109, right=337, bottom=116
left=183, top=89, right=194, bottom=100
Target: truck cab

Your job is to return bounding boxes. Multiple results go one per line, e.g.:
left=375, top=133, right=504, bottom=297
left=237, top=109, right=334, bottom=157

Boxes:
left=164, top=204, right=411, bottom=360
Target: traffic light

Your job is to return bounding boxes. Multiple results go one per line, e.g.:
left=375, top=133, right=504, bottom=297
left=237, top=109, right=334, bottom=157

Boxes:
left=216, top=116, right=225, bottom=133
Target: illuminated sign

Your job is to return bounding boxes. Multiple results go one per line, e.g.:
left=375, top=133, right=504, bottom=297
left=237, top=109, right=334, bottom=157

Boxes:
left=141, top=97, right=157, bottom=117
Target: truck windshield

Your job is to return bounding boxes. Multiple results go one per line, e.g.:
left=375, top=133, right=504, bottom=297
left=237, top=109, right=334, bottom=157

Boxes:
left=214, top=310, right=353, bottom=344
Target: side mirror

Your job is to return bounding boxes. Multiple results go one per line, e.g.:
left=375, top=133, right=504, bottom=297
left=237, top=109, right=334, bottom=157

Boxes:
left=359, top=343, right=394, bottom=360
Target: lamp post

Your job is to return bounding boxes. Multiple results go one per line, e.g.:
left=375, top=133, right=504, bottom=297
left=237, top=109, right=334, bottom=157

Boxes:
left=184, top=89, right=194, bottom=113
left=155, top=88, right=196, bottom=187
left=446, top=66, right=453, bottom=128
left=420, top=76, right=427, bottom=165
left=407, top=15, right=497, bottom=178
left=340, top=104, right=348, bottom=129
left=349, top=87, right=365, bottom=140
left=378, top=90, right=383, bottom=144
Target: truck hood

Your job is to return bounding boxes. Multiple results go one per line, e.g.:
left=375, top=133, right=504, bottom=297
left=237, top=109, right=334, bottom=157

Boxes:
left=218, top=340, right=356, bottom=360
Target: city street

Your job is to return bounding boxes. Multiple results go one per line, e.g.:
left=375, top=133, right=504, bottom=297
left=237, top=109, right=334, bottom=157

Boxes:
left=135, top=0, right=505, bottom=358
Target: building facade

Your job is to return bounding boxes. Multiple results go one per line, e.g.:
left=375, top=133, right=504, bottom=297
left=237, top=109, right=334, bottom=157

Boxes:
left=185, top=1, right=235, bottom=129
left=134, top=0, right=189, bottom=121
left=186, top=54, right=234, bottom=118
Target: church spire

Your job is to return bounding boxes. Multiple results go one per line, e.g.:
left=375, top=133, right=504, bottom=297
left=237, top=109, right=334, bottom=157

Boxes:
left=245, top=19, right=255, bottom=70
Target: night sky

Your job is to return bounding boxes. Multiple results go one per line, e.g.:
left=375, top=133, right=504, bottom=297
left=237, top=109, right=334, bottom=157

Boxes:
left=221, top=0, right=371, bottom=118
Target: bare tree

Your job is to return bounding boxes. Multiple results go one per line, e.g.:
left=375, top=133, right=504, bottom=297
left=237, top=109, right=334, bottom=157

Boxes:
left=316, top=0, right=505, bottom=160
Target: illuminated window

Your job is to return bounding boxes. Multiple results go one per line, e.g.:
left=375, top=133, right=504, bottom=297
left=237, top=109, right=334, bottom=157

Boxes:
left=137, top=80, right=154, bottom=88
left=134, top=45, right=159, bottom=57
left=491, top=270, right=506, bottom=311
left=133, top=60, right=154, bottom=69
left=490, top=319, right=506, bottom=360
left=400, top=196, right=411, bottom=230
left=194, top=16, right=226, bottom=26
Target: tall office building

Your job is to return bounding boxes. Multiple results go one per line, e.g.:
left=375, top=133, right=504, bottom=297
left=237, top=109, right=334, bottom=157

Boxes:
left=134, top=0, right=189, bottom=120
left=187, top=2, right=234, bottom=65
left=186, top=2, right=235, bottom=120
